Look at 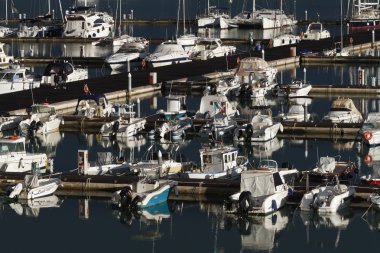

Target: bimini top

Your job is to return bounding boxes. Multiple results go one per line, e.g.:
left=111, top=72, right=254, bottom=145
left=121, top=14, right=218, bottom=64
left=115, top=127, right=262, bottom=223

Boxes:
left=235, top=57, right=272, bottom=76
left=43, top=62, right=75, bottom=76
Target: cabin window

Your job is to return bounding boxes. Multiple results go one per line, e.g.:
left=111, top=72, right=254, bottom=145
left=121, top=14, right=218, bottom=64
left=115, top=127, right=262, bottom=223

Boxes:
left=0, top=142, right=24, bottom=154
left=82, top=22, right=85, bottom=29
left=224, top=155, right=228, bottom=163
left=282, top=39, right=285, bottom=44
left=232, top=153, right=235, bottom=161
left=210, top=101, right=213, bottom=106
left=203, top=155, right=212, bottom=164
left=228, top=154, right=231, bottom=162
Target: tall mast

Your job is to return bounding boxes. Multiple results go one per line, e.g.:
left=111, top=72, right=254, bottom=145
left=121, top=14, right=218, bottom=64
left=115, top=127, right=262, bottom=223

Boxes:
left=5, top=0, right=8, bottom=23
left=252, top=0, right=255, bottom=13
left=207, top=0, right=210, bottom=15
left=183, top=0, right=186, bottom=34
left=48, top=0, right=51, bottom=14
left=341, top=0, right=343, bottom=46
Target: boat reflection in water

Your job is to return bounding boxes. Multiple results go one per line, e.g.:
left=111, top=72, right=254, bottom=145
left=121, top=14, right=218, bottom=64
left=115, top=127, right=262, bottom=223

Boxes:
left=27, top=132, right=63, bottom=158
left=8, top=195, right=63, bottom=218
left=300, top=210, right=353, bottom=248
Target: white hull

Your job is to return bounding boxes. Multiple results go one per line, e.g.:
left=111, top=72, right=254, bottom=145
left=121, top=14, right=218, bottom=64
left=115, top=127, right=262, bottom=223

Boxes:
left=19, top=117, right=62, bottom=135
left=300, top=185, right=355, bottom=213
left=183, top=167, right=243, bottom=179
left=100, top=118, right=146, bottom=138
left=0, top=79, right=40, bottom=95
left=148, top=58, right=192, bottom=68
left=84, top=163, right=130, bottom=175
left=251, top=83, right=277, bottom=98
left=0, top=153, right=48, bottom=173
left=23, top=178, right=61, bottom=200
left=41, top=68, right=88, bottom=85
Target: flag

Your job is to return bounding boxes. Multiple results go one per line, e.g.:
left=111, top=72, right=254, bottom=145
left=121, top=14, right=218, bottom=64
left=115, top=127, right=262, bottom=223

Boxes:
left=11, top=0, right=18, bottom=14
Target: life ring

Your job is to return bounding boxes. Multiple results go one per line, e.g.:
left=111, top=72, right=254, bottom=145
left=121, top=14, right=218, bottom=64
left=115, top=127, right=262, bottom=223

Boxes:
left=364, top=155, right=373, bottom=164
left=363, top=131, right=373, bottom=141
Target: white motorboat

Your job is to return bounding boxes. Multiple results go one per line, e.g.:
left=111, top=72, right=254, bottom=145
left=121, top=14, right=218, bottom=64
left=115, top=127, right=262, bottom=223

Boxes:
left=105, top=42, right=149, bottom=70
left=8, top=175, right=61, bottom=200
left=144, top=41, right=192, bottom=68
left=158, top=95, right=187, bottom=119
left=299, top=177, right=356, bottom=214
left=0, top=26, right=15, bottom=37
left=0, top=136, right=50, bottom=173
left=74, top=93, right=113, bottom=118
left=77, top=151, right=132, bottom=176
left=149, top=117, right=192, bottom=140
left=199, top=114, right=237, bottom=140
left=0, top=115, right=24, bottom=132
left=0, top=63, right=40, bottom=95
left=322, top=98, right=363, bottom=123
left=274, top=80, right=312, bottom=98
left=234, top=113, right=283, bottom=142
left=19, top=103, right=62, bottom=136
left=16, top=20, right=47, bottom=38
left=280, top=104, right=310, bottom=122
left=40, top=61, right=88, bottom=86
left=188, top=38, right=236, bottom=60
left=195, top=93, right=239, bottom=119
left=272, top=34, right=300, bottom=47
left=111, top=34, right=149, bottom=47
left=111, top=178, right=177, bottom=208
left=176, top=34, right=200, bottom=53
left=63, top=6, right=114, bottom=38
left=227, top=160, right=290, bottom=215
left=233, top=57, right=278, bottom=96
left=359, top=112, right=380, bottom=146
left=215, top=77, right=241, bottom=97
left=179, top=145, right=248, bottom=179
left=0, top=42, right=14, bottom=67
left=302, top=22, right=331, bottom=40
left=101, top=117, right=146, bottom=138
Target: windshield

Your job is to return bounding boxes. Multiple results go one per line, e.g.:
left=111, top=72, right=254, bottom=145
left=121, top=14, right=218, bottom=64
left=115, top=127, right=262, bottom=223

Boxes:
left=0, top=142, right=25, bottom=154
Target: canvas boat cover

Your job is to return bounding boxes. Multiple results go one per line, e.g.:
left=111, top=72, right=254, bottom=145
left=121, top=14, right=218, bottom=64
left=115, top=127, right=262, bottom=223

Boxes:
left=317, top=156, right=335, bottom=173
left=24, top=175, right=39, bottom=188
left=241, top=171, right=275, bottom=197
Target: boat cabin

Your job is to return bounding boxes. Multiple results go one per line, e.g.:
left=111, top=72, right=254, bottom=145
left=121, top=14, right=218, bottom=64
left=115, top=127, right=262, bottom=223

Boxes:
left=75, top=93, right=109, bottom=116
left=166, top=95, right=186, bottom=112
left=240, top=170, right=284, bottom=197
left=0, top=136, right=25, bottom=154
left=200, top=147, right=239, bottom=172
left=0, top=67, right=27, bottom=82
left=197, top=93, right=236, bottom=118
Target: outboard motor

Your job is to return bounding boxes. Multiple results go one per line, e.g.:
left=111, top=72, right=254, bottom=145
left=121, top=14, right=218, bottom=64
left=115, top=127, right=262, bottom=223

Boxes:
left=28, top=120, right=37, bottom=136
left=118, top=186, right=133, bottom=208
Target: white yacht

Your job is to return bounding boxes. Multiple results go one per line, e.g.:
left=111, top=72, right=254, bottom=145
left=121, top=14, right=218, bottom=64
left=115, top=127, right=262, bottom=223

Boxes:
left=179, top=146, right=248, bottom=179
left=232, top=5, right=297, bottom=29
left=144, top=41, right=192, bottom=68
left=322, top=98, right=363, bottom=123
left=188, top=38, right=236, bottom=60
left=19, top=104, right=63, bottom=136
left=158, top=95, right=187, bottom=119
left=105, top=42, right=149, bottom=70
left=63, top=6, right=114, bottom=38
left=300, top=177, right=356, bottom=214
left=227, top=160, right=290, bottom=215
left=359, top=112, right=380, bottom=146
left=197, top=3, right=233, bottom=29
left=234, top=113, right=283, bottom=142
left=0, top=136, right=49, bottom=173
left=272, top=33, right=300, bottom=47
left=0, top=42, right=14, bottom=67
left=0, top=63, right=41, bottom=95
left=40, top=61, right=88, bottom=86
left=302, top=22, right=331, bottom=40
left=349, top=0, right=380, bottom=30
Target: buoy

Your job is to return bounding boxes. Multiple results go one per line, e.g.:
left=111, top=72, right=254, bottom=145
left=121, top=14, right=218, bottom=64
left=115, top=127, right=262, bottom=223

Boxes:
left=363, top=131, right=373, bottom=141
left=7, top=136, right=18, bottom=140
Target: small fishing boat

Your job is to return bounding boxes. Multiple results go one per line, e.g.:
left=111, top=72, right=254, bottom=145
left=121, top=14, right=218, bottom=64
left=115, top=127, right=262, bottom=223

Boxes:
left=74, top=93, right=113, bottom=118
left=8, top=174, right=61, bottom=200
left=178, top=145, right=248, bottom=179
left=149, top=117, right=192, bottom=140
left=322, top=98, right=363, bottom=123
left=19, top=104, right=62, bottom=136
left=273, top=80, right=312, bottom=98
left=199, top=114, right=237, bottom=140
left=0, top=135, right=50, bottom=173
left=234, top=113, right=283, bottom=142
left=360, top=112, right=380, bottom=146
left=299, top=176, right=356, bottom=213
left=226, top=160, right=290, bottom=215
left=158, top=95, right=187, bottom=119
left=306, top=156, right=358, bottom=182
left=111, top=178, right=177, bottom=209
left=302, top=22, right=331, bottom=40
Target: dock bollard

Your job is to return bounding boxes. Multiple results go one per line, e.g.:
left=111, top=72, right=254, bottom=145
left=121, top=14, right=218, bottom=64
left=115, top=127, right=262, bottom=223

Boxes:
left=149, top=72, right=157, bottom=85
left=128, top=72, right=132, bottom=92
left=126, top=60, right=130, bottom=73
left=261, top=49, right=265, bottom=60
left=137, top=98, right=140, bottom=118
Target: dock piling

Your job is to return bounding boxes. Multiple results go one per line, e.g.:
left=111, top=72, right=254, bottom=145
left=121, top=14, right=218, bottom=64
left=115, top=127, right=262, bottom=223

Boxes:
left=137, top=98, right=140, bottom=118
left=303, top=67, right=307, bottom=83
left=128, top=72, right=132, bottom=92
